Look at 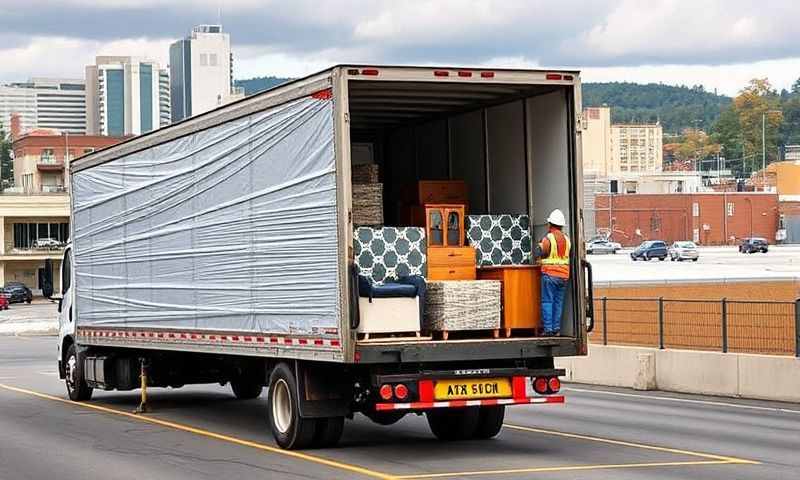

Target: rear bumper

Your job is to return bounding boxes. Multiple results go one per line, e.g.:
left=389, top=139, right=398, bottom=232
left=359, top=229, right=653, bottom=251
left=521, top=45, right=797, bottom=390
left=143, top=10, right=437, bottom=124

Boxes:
left=376, top=395, right=565, bottom=411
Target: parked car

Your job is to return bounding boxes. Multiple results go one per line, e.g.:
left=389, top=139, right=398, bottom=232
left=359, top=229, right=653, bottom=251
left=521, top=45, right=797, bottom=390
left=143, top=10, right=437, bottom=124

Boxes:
left=0, top=294, right=8, bottom=310
left=739, top=237, right=769, bottom=254
left=586, top=239, right=618, bottom=255
left=630, top=240, right=668, bottom=261
left=3, top=282, right=32, bottom=304
left=33, top=238, right=63, bottom=249
left=669, top=241, right=699, bottom=262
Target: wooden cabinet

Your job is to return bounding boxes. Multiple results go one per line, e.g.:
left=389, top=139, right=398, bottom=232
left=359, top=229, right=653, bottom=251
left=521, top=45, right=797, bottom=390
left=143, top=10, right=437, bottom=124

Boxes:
left=477, top=265, right=541, bottom=336
left=425, top=204, right=464, bottom=248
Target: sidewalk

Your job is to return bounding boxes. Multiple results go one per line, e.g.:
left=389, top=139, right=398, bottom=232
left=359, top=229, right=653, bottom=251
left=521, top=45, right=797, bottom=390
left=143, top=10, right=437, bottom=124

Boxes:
left=0, top=299, right=58, bottom=335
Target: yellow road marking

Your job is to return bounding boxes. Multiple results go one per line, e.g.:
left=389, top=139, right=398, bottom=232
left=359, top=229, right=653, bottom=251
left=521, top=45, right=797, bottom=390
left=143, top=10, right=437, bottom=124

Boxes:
left=504, top=424, right=759, bottom=464
left=0, top=383, right=396, bottom=480
left=394, top=460, right=735, bottom=479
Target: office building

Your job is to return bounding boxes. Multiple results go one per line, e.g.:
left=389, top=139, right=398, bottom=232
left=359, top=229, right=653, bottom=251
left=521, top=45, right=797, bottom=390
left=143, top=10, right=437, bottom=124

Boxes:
left=0, top=78, right=86, bottom=135
left=170, top=25, right=238, bottom=122
left=611, top=123, right=663, bottom=173
left=85, top=56, right=170, bottom=136
left=582, top=106, right=613, bottom=176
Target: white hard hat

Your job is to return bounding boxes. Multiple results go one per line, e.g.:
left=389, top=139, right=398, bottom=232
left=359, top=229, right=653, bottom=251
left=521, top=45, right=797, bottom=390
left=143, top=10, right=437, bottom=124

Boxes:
left=547, top=209, right=566, bottom=227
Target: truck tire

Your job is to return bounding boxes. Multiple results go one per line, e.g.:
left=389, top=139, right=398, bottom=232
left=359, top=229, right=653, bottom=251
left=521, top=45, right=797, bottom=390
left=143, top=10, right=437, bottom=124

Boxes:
left=364, top=410, right=406, bottom=426
left=230, top=379, right=263, bottom=400
left=267, top=363, right=316, bottom=450
left=473, top=406, right=505, bottom=439
left=313, top=416, right=344, bottom=448
left=426, top=407, right=480, bottom=441
left=64, top=343, right=93, bottom=401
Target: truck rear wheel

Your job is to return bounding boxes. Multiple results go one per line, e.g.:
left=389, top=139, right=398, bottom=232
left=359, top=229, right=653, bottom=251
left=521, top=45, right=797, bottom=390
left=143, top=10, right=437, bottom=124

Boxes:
left=230, top=379, right=263, bottom=400
left=313, top=416, right=344, bottom=448
left=64, top=343, right=93, bottom=401
left=426, top=407, right=480, bottom=441
left=267, top=363, right=316, bottom=450
left=474, top=406, right=505, bottom=439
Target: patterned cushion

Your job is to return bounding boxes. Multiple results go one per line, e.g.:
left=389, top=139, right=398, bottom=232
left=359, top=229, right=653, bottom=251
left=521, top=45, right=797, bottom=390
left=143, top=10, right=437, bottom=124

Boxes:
left=466, top=215, right=532, bottom=266
left=354, top=227, right=427, bottom=284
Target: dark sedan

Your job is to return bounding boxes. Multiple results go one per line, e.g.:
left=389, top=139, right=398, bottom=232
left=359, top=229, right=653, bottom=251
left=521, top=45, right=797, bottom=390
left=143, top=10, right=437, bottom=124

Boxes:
left=3, top=283, right=33, bottom=304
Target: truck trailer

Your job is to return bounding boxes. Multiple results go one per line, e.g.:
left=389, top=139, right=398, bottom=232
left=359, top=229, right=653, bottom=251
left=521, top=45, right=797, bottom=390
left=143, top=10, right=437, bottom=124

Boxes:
left=57, top=65, right=594, bottom=449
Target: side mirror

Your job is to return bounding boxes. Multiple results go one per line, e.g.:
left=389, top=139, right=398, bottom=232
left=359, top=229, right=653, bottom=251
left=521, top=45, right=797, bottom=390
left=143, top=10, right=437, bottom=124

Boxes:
left=57, top=296, right=63, bottom=313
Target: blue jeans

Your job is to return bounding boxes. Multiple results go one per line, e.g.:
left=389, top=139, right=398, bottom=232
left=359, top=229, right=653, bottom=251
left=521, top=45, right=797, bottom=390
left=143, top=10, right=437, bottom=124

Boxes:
left=541, top=274, right=567, bottom=334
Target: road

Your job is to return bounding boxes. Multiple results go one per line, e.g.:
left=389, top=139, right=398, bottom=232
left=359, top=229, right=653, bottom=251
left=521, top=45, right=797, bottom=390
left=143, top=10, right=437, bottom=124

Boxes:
left=589, top=245, right=800, bottom=283
left=0, top=336, right=797, bottom=479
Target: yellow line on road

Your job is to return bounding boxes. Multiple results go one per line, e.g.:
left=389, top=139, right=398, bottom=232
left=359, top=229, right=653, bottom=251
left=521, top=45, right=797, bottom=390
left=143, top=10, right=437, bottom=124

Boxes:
left=394, top=460, right=735, bottom=479
left=0, top=383, right=396, bottom=480
left=504, top=424, right=759, bottom=464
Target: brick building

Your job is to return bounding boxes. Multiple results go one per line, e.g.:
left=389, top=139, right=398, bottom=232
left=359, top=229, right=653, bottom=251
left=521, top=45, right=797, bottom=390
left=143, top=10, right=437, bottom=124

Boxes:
left=595, top=193, right=779, bottom=246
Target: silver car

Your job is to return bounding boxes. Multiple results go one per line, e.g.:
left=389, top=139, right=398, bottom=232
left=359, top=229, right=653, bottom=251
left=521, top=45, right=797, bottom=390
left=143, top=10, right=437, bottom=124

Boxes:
left=669, top=241, right=699, bottom=262
left=586, top=239, right=618, bottom=255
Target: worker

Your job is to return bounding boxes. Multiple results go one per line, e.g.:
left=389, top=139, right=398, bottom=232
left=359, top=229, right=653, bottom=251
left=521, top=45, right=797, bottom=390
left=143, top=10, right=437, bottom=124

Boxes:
left=537, top=209, right=571, bottom=336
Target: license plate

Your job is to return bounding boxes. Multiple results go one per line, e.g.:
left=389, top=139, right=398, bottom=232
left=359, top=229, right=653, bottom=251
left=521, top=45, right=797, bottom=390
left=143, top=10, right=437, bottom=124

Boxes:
left=434, top=378, right=512, bottom=400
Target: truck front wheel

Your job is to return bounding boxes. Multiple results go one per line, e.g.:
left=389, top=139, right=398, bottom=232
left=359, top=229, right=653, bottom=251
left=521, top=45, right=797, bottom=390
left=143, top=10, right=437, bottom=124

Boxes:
left=426, top=407, right=480, bottom=441
left=64, top=343, right=93, bottom=401
left=474, top=406, right=505, bottom=439
left=230, top=379, right=263, bottom=400
left=267, top=363, right=316, bottom=450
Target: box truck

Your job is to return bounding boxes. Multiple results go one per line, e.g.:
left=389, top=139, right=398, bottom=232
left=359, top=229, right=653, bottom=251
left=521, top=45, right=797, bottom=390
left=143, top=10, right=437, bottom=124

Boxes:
left=57, top=65, right=594, bottom=449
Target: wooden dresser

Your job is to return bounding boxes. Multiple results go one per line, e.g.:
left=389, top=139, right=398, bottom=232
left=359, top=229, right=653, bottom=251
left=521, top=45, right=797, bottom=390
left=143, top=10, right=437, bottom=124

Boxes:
left=428, top=246, right=477, bottom=280
left=477, top=265, right=541, bottom=336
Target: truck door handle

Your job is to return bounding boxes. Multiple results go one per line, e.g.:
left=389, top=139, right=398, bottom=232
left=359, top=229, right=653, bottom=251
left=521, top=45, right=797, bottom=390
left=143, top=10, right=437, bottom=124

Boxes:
left=582, top=259, right=595, bottom=332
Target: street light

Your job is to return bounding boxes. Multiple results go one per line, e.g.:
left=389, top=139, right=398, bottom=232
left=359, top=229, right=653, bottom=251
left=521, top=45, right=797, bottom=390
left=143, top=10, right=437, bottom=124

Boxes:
left=762, top=110, right=781, bottom=191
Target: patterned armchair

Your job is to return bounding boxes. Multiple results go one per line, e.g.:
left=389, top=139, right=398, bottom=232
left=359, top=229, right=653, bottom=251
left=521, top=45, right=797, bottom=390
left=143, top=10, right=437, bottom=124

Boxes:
left=353, top=227, right=427, bottom=335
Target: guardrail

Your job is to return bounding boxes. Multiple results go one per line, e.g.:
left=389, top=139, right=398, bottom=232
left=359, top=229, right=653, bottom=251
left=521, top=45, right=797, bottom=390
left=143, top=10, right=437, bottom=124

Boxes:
left=591, top=297, right=800, bottom=357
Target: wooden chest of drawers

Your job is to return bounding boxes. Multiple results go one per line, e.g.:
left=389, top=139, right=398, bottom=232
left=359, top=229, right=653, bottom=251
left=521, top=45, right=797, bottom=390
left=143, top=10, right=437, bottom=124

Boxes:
left=428, top=247, right=476, bottom=280
left=477, top=265, right=541, bottom=336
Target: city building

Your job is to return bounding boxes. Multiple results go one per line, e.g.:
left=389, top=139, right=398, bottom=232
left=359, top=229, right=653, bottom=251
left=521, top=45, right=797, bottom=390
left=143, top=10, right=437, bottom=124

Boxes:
left=595, top=192, right=778, bottom=246
left=582, top=106, right=613, bottom=176
left=170, top=25, right=241, bottom=122
left=783, top=145, right=800, bottom=161
left=1, top=129, right=126, bottom=293
left=0, top=78, right=86, bottom=134
left=85, top=56, right=170, bottom=136
left=611, top=123, right=663, bottom=173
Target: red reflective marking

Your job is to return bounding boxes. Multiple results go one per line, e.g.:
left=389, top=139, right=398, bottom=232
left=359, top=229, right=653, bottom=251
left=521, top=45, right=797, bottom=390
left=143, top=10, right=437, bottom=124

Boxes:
left=314, top=339, right=323, bottom=345
left=311, top=88, right=332, bottom=100
left=284, top=338, right=293, bottom=345
left=270, top=337, right=278, bottom=343
left=546, top=73, right=563, bottom=80
left=418, top=380, right=434, bottom=403
left=563, top=75, right=574, bottom=81
left=354, top=351, right=361, bottom=363
left=298, top=339, right=308, bottom=345
left=433, top=70, right=449, bottom=77
left=482, top=398, right=499, bottom=406
left=361, top=69, right=379, bottom=76
left=449, top=400, right=467, bottom=408
left=457, top=71, right=472, bottom=77
left=190, top=334, right=197, bottom=340
left=230, top=336, right=239, bottom=341
left=375, top=403, right=394, bottom=411
left=480, top=71, right=495, bottom=78
left=256, top=337, right=265, bottom=343
left=512, top=376, right=527, bottom=399
left=331, top=340, right=341, bottom=347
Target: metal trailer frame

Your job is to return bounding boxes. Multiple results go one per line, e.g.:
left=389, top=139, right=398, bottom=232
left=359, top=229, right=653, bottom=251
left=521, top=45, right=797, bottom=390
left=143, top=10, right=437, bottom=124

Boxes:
left=71, top=65, right=589, bottom=365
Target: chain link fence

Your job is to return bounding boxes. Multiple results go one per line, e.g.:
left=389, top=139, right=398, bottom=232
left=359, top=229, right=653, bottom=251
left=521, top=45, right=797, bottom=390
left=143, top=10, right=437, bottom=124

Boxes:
left=591, top=297, right=800, bottom=357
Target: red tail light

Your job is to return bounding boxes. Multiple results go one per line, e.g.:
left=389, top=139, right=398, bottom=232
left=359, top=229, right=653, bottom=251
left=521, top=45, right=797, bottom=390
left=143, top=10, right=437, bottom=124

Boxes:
left=548, top=377, right=561, bottom=393
left=433, top=70, right=450, bottom=77
left=379, top=384, right=393, bottom=400
left=533, top=377, right=549, bottom=394
left=546, top=73, right=563, bottom=80
left=361, top=69, right=380, bottom=76
left=480, top=71, right=495, bottom=78
left=394, top=384, right=409, bottom=400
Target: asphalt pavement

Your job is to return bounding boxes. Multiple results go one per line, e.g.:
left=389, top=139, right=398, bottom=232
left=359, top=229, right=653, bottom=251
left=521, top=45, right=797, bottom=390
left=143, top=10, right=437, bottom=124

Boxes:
left=0, top=336, right=798, bottom=480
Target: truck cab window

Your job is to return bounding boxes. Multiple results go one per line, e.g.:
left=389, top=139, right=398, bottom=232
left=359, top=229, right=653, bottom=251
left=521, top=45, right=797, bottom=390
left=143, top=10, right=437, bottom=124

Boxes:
left=62, top=249, right=71, bottom=294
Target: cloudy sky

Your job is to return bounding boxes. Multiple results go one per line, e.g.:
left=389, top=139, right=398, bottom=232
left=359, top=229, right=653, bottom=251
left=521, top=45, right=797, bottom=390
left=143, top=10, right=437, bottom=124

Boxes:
left=1, top=0, right=798, bottom=96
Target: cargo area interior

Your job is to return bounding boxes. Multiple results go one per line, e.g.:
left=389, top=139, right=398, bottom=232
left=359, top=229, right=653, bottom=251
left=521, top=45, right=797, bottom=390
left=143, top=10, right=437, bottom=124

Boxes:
left=347, top=79, right=578, bottom=343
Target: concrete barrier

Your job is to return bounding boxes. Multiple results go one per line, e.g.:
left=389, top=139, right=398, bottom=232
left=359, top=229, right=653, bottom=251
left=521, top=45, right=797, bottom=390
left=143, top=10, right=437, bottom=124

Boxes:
left=556, top=344, right=800, bottom=403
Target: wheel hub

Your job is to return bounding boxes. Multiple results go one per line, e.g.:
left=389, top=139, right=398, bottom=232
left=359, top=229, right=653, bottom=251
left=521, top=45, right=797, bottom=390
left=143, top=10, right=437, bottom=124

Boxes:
left=272, top=379, right=292, bottom=434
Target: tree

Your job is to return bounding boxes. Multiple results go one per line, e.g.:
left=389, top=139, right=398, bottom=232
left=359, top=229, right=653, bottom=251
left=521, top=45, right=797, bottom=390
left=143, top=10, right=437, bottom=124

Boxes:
left=671, top=129, right=721, bottom=171
left=0, top=124, right=12, bottom=187
left=732, top=79, right=783, bottom=173
left=711, top=106, right=744, bottom=174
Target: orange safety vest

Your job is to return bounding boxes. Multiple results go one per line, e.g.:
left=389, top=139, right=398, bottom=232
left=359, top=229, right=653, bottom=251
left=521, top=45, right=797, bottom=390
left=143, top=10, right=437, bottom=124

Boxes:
left=540, top=231, right=571, bottom=279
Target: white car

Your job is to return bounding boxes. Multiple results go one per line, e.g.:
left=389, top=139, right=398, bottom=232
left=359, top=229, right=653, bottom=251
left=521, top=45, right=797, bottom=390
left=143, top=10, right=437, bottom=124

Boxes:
left=586, top=239, right=620, bottom=255
left=668, top=241, right=699, bottom=262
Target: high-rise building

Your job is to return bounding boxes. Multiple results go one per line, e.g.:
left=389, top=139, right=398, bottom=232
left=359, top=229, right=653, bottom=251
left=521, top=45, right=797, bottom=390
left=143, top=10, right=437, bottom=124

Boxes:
left=582, top=106, right=613, bottom=177
left=0, top=78, right=86, bottom=135
left=85, top=56, right=170, bottom=136
left=611, top=123, right=663, bottom=173
left=170, top=25, right=239, bottom=122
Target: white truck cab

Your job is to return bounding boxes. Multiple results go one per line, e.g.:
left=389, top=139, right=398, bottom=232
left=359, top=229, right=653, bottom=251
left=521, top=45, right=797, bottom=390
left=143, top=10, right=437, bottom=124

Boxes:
left=56, top=245, right=77, bottom=392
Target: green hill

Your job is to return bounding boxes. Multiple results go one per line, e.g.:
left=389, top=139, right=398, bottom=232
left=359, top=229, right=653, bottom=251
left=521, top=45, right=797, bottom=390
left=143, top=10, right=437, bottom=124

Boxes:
left=235, top=76, right=731, bottom=135
left=582, top=82, right=731, bottom=135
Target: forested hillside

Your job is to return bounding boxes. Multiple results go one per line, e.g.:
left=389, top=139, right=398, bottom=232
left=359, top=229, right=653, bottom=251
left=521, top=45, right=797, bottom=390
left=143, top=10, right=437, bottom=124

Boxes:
left=582, top=82, right=732, bottom=135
